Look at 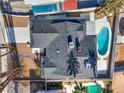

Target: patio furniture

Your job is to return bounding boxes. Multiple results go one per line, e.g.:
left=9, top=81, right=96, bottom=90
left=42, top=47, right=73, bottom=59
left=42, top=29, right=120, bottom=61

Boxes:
left=86, top=62, right=92, bottom=69
left=84, top=59, right=92, bottom=69
left=97, top=60, right=107, bottom=74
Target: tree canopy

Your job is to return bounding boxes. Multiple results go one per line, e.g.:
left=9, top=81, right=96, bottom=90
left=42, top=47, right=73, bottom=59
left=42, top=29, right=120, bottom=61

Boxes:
left=96, top=0, right=124, bottom=15
left=67, top=52, right=80, bottom=77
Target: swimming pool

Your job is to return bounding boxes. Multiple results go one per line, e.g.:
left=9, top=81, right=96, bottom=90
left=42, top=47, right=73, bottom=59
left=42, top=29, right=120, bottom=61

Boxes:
left=97, top=27, right=109, bottom=56
left=32, top=4, right=59, bottom=14
left=87, top=85, right=101, bottom=93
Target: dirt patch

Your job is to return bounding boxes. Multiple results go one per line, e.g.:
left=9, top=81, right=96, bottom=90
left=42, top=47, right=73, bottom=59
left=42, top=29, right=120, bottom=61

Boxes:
left=112, top=72, right=124, bottom=93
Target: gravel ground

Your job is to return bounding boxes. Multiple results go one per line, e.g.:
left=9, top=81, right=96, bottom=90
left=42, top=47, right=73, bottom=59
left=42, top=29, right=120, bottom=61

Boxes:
left=112, top=72, right=124, bottom=93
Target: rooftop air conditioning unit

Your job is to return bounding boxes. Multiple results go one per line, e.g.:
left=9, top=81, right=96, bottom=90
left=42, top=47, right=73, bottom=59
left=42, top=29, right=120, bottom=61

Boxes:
left=69, top=42, right=74, bottom=49
left=32, top=48, right=40, bottom=53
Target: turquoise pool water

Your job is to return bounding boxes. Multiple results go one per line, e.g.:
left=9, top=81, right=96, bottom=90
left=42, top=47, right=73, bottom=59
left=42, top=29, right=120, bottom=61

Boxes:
left=97, top=27, right=109, bottom=56
left=32, top=4, right=58, bottom=13
left=87, top=85, right=101, bottom=93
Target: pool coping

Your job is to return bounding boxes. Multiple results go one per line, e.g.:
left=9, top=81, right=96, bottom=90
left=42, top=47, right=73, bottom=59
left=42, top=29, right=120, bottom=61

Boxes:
left=95, top=17, right=112, bottom=75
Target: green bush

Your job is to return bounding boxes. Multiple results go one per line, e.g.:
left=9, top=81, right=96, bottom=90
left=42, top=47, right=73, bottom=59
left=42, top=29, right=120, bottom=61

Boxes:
left=35, top=66, right=41, bottom=77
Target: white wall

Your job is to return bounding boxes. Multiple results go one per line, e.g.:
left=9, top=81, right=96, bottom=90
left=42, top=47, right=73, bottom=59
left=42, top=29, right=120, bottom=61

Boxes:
left=0, top=11, right=6, bottom=44
left=5, top=22, right=30, bottom=43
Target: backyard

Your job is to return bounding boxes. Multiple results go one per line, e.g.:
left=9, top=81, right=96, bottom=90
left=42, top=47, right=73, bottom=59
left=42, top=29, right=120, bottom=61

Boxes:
left=16, top=43, right=42, bottom=79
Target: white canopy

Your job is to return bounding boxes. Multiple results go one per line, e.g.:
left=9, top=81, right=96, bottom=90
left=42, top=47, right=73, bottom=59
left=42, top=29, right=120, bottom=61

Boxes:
left=24, top=0, right=64, bottom=5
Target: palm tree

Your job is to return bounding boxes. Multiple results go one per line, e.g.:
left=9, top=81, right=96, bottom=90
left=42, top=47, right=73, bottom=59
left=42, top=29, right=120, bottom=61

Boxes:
left=33, top=52, right=41, bottom=67
left=0, top=45, right=21, bottom=92
left=72, top=89, right=81, bottom=93
left=67, top=52, right=80, bottom=77
left=0, top=46, right=21, bottom=93
left=103, top=89, right=113, bottom=93
left=95, top=0, right=124, bottom=26
left=88, top=49, right=97, bottom=77
left=73, top=81, right=88, bottom=93
left=0, top=45, right=15, bottom=57
left=96, top=0, right=124, bottom=16
left=88, top=49, right=96, bottom=63
left=0, top=68, right=21, bottom=92
left=33, top=53, right=42, bottom=77
left=102, top=81, right=113, bottom=93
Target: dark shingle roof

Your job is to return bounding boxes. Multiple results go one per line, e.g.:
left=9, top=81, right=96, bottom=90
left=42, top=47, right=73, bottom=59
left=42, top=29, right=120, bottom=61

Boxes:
left=31, top=19, right=97, bottom=79
left=51, top=20, right=82, bottom=31
left=32, top=33, right=58, bottom=48
left=43, top=57, right=57, bottom=67
left=32, top=20, right=58, bottom=33
left=72, top=35, right=96, bottom=57
left=46, top=32, right=68, bottom=70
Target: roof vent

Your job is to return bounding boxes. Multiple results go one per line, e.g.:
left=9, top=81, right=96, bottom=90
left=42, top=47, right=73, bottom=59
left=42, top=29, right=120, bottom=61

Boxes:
left=57, top=48, right=60, bottom=53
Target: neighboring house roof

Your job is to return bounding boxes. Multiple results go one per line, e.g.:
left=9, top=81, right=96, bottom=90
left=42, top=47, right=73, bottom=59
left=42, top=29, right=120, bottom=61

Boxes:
left=31, top=19, right=96, bottom=78
left=63, top=0, right=77, bottom=10
left=78, top=0, right=98, bottom=9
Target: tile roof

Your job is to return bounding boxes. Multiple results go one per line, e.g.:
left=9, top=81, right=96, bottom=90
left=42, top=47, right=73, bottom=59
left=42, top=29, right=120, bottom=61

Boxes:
left=63, top=0, right=77, bottom=10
